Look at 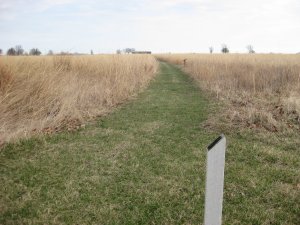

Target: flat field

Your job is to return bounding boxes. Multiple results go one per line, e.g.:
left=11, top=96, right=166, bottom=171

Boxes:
left=0, top=57, right=299, bottom=224
left=157, top=54, right=300, bottom=132
left=0, top=55, right=158, bottom=143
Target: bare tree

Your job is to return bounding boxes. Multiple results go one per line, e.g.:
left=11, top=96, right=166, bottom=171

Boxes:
left=7, top=48, right=16, bottom=55
left=29, top=48, right=42, bottom=55
left=246, top=45, right=255, bottom=53
left=0, top=49, right=2, bottom=55
left=91, top=50, right=94, bottom=55
left=209, top=46, right=213, bottom=54
left=15, top=45, right=24, bottom=55
left=116, top=49, right=121, bottom=54
left=221, top=44, right=229, bottom=54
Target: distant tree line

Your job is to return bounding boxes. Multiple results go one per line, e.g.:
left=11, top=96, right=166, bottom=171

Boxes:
left=208, top=44, right=256, bottom=54
left=5, top=45, right=42, bottom=56
left=1, top=46, right=98, bottom=56
left=0, top=44, right=259, bottom=56
left=7, top=45, right=25, bottom=55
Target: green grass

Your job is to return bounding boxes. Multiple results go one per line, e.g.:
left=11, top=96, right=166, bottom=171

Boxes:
left=1, top=62, right=299, bottom=224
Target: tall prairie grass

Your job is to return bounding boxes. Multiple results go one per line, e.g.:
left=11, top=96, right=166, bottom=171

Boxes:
left=157, top=54, right=300, bottom=131
left=0, top=55, right=158, bottom=143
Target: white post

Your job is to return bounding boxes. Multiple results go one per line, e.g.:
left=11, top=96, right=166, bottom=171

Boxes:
left=204, top=134, right=226, bottom=225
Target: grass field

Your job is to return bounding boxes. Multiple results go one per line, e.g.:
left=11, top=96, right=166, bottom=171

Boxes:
left=157, top=54, right=300, bottom=132
left=0, top=55, right=158, bottom=144
left=1, top=62, right=299, bottom=224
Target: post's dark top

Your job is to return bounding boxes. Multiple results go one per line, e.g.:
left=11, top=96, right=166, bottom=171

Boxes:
left=207, top=134, right=224, bottom=151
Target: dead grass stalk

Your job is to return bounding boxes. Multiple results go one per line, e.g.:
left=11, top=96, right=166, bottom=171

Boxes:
left=0, top=55, right=158, bottom=143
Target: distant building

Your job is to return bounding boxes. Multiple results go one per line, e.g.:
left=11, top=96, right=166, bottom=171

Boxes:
left=132, top=51, right=151, bottom=54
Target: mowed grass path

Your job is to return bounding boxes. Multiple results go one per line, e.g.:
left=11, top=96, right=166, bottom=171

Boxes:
left=1, top=63, right=299, bottom=224
left=1, top=63, right=212, bottom=224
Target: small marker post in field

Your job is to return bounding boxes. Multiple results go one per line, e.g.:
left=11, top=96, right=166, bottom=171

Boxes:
left=204, top=134, right=226, bottom=225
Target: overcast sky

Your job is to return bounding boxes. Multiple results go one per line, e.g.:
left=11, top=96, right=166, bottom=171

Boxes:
left=0, top=0, right=299, bottom=54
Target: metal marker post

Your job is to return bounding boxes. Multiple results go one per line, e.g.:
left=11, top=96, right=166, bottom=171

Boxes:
left=204, top=134, right=226, bottom=225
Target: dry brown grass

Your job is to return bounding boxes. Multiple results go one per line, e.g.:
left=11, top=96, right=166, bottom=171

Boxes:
left=0, top=55, right=158, bottom=143
left=157, top=54, right=300, bottom=132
